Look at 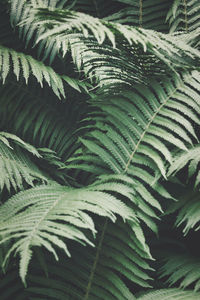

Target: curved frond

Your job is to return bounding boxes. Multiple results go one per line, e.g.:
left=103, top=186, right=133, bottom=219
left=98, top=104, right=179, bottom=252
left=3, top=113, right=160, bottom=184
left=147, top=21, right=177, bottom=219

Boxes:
left=159, top=253, right=200, bottom=292
left=0, top=132, right=47, bottom=192
left=0, top=179, right=136, bottom=283
left=31, top=6, right=200, bottom=73
left=69, top=72, right=200, bottom=178
left=0, top=45, right=65, bottom=98
left=166, top=189, right=200, bottom=234
left=7, top=4, right=199, bottom=91
left=0, top=82, right=82, bottom=159
left=66, top=71, right=200, bottom=238
left=27, top=219, right=152, bottom=299
left=168, top=144, right=200, bottom=188
left=24, top=223, right=150, bottom=299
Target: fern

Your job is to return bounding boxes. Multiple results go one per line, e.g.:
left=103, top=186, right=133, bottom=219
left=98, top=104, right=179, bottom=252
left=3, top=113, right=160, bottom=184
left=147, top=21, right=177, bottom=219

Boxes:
left=167, top=0, right=200, bottom=33
left=0, top=81, right=86, bottom=160
left=168, top=144, right=200, bottom=188
left=136, top=288, right=200, bottom=299
left=0, top=177, right=136, bottom=283
left=69, top=72, right=200, bottom=177
left=1, top=0, right=200, bottom=298
left=105, top=0, right=172, bottom=32
left=0, top=132, right=48, bottom=191
left=159, top=253, right=200, bottom=292
left=0, top=45, right=65, bottom=98
left=7, top=4, right=199, bottom=91
left=66, top=72, right=200, bottom=242
left=30, top=6, right=200, bottom=73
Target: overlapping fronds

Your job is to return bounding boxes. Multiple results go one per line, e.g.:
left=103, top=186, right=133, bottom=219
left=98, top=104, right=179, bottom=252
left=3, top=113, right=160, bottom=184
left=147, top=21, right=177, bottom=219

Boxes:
left=30, top=7, right=200, bottom=72
left=0, top=132, right=47, bottom=191
left=21, top=175, right=155, bottom=299
left=106, top=0, right=172, bottom=32
left=168, top=144, right=200, bottom=188
left=1, top=0, right=200, bottom=298
left=1, top=268, right=200, bottom=300
left=0, top=177, right=136, bottom=284
left=136, top=288, right=200, bottom=299
left=14, top=5, right=199, bottom=92
left=67, top=72, right=200, bottom=233
left=0, top=45, right=65, bottom=98
left=167, top=0, right=200, bottom=33
left=0, top=81, right=85, bottom=160
left=167, top=142, right=200, bottom=234
left=166, top=189, right=200, bottom=234
left=68, top=71, right=200, bottom=178
left=159, top=253, right=200, bottom=292
left=5, top=2, right=200, bottom=91
left=24, top=221, right=152, bottom=299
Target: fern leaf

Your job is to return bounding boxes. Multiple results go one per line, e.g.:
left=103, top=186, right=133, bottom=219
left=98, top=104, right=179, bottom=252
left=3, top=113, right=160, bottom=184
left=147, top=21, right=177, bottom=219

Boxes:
left=71, top=73, right=200, bottom=178
left=0, top=82, right=82, bottom=161
left=23, top=219, right=151, bottom=299
left=0, top=45, right=65, bottom=98
left=18, top=6, right=200, bottom=90
left=167, top=190, right=200, bottom=234
left=0, top=132, right=47, bottom=191
left=137, top=288, right=200, bottom=300
left=0, top=180, right=136, bottom=283
left=168, top=144, right=200, bottom=186
left=167, top=0, right=200, bottom=33
left=105, top=0, right=171, bottom=32
left=159, top=253, right=200, bottom=292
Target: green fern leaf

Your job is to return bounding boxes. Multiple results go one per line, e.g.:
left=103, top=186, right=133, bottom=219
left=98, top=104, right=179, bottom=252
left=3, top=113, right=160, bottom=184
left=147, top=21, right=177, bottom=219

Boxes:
left=159, top=253, right=200, bottom=292
left=0, top=132, right=47, bottom=191
left=0, top=45, right=65, bottom=98
left=0, top=180, right=136, bottom=283
left=167, top=0, right=200, bottom=33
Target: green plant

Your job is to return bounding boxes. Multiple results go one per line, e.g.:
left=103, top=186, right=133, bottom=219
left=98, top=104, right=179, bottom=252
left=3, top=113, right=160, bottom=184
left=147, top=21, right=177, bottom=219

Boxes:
left=1, top=0, right=200, bottom=299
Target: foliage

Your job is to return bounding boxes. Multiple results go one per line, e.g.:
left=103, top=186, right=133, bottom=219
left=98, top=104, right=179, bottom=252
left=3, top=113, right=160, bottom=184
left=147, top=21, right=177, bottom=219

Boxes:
left=0, top=0, right=200, bottom=299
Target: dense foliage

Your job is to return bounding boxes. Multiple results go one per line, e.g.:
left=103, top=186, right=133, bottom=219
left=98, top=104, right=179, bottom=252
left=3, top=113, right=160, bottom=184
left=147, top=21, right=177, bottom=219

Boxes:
left=1, top=0, right=200, bottom=299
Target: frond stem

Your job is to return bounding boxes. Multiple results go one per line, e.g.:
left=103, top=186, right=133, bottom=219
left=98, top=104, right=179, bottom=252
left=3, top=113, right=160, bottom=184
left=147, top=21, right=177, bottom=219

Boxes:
left=139, top=0, right=143, bottom=27
left=183, top=0, right=188, bottom=32
left=84, top=219, right=108, bottom=300
left=123, top=84, right=180, bottom=173
left=23, top=192, right=64, bottom=256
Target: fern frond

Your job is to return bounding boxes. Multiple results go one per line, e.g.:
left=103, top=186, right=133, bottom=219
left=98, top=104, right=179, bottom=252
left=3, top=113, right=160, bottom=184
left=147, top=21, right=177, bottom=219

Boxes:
left=166, top=189, right=200, bottom=234
left=137, top=288, right=200, bottom=299
left=66, top=72, right=200, bottom=236
left=27, top=219, right=152, bottom=299
left=0, top=179, right=136, bottom=283
left=13, top=5, right=200, bottom=91
left=0, top=81, right=85, bottom=161
left=167, top=0, right=200, bottom=33
left=168, top=144, right=200, bottom=188
left=32, top=6, right=200, bottom=70
left=0, top=132, right=47, bottom=191
left=159, top=253, right=200, bottom=292
left=105, top=0, right=171, bottom=32
left=69, top=72, right=200, bottom=177
left=0, top=45, right=65, bottom=98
